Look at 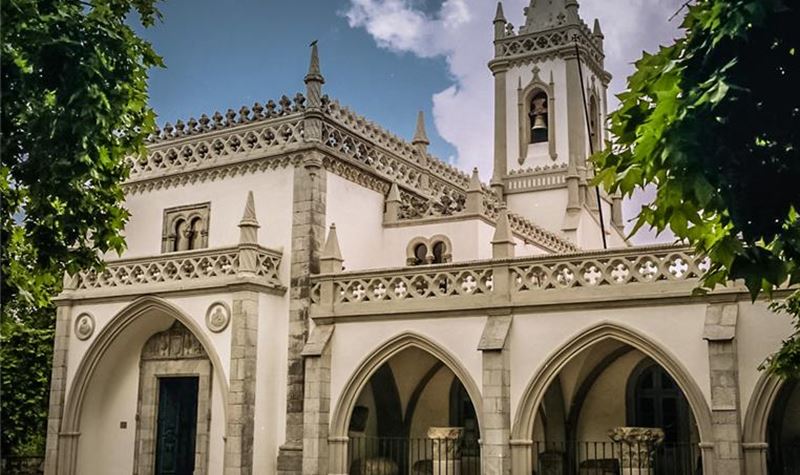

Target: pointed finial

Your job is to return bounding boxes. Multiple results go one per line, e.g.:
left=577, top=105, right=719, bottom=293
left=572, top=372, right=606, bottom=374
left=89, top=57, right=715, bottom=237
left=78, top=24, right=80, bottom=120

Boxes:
left=321, top=223, right=344, bottom=273
left=412, top=111, right=430, bottom=146
left=239, top=191, right=259, bottom=228
left=305, top=41, right=324, bottom=84
left=492, top=205, right=516, bottom=258
left=593, top=19, right=604, bottom=38
left=238, top=191, right=259, bottom=245
left=387, top=181, right=401, bottom=202
left=494, top=2, right=506, bottom=22
left=469, top=167, right=481, bottom=192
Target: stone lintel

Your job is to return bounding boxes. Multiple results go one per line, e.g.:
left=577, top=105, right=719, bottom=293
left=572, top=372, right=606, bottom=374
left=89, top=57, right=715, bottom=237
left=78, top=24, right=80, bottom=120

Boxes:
left=301, top=324, right=334, bottom=357
left=478, top=314, right=513, bottom=351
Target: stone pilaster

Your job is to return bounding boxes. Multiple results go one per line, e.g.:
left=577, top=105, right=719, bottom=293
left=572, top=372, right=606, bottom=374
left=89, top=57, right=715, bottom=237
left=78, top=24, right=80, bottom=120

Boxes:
left=44, top=298, right=73, bottom=475
left=491, top=60, right=508, bottom=198
left=278, top=157, right=327, bottom=475
left=301, top=324, right=334, bottom=475
left=479, top=314, right=513, bottom=475
left=224, top=290, right=259, bottom=475
left=703, top=303, right=744, bottom=474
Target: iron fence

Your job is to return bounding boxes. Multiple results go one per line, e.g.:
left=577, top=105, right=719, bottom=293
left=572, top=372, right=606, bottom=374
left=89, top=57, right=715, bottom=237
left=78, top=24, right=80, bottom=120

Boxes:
left=348, top=436, right=481, bottom=475
left=531, top=440, right=702, bottom=475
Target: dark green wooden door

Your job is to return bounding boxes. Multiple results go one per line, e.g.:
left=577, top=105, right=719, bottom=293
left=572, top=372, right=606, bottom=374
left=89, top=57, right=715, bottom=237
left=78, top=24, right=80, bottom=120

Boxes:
left=155, top=377, right=198, bottom=475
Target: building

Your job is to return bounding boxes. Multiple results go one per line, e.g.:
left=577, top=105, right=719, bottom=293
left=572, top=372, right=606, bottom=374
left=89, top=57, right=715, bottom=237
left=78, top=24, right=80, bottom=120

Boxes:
left=43, top=1, right=798, bottom=474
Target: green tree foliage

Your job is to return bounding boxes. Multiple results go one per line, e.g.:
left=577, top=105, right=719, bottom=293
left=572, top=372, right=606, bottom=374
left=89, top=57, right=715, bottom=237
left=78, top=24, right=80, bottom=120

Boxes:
left=1, top=312, right=54, bottom=457
left=595, top=0, right=800, bottom=376
left=1, top=0, right=162, bottom=456
left=1, top=0, right=163, bottom=310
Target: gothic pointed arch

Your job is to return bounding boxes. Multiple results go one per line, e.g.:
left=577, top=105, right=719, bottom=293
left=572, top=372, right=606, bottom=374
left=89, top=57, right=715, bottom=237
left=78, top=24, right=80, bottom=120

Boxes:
left=56, top=296, right=228, bottom=475
left=742, top=372, right=787, bottom=474
left=330, top=331, right=482, bottom=438
left=510, top=321, right=715, bottom=475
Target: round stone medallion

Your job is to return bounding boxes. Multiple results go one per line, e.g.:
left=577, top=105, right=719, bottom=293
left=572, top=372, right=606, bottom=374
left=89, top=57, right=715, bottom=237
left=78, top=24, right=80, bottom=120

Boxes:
left=74, top=313, right=95, bottom=341
left=205, top=302, right=231, bottom=333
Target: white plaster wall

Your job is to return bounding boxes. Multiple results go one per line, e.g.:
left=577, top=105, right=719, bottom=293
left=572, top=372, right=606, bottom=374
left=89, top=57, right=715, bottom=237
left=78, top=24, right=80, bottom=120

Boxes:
left=326, top=173, right=386, bottom=271
left=737, top=299, right=795, bottom=416
left=329, top=316, right=485, bottom=427
left=508, top=304, right=711, bottom=421
left=121, top=167, right=294, bottom=258
left=388, top=348, right=438, bottom=416
left=253, top=292, right=290, bottom=474
left=506, top=188, right=568, bottom=236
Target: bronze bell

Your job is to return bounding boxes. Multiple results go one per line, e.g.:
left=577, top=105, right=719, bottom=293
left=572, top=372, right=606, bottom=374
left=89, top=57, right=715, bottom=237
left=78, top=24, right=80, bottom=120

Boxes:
left=532, top=113, right=547, bottom=131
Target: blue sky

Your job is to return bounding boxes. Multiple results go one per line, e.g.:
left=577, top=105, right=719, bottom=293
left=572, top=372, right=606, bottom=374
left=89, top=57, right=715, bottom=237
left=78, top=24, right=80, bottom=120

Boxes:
left=136, top=0, right=460, bottom=161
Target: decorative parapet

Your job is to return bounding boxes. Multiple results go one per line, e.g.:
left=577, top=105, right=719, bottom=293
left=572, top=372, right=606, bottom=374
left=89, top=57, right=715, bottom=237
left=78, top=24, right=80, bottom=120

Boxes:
left=504, top=163, right=569, bottom=193
left=69, top=245, right=283, bottom=297
left=309, top=246, right=716, bottom=320
left=491, top=19, right=608, bottom=81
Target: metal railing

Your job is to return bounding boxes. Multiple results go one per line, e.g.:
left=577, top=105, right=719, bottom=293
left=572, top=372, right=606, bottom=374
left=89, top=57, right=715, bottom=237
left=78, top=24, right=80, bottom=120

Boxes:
left=531, top=440, right=702, bottom=475
left=347, top=436, right=480, bottom=475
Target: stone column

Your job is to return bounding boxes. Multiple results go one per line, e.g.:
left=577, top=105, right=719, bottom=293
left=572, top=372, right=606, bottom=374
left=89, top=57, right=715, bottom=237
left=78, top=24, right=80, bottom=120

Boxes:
left=479, top=314, right=513, bottom=475
left=703, top=303, right=744, bottom=474
left=44, top=286, right=74, bottom=475
left=428, top=427, right=464, bottom=475
left=490, top=60, right=509, bottom=198
left=278, top=156, right=327, bottom=475
left=301, top=324, right=334, bottom=475
left=608, top=427, right=665, bottom=475
left=224, top=290, right=259, bottom=475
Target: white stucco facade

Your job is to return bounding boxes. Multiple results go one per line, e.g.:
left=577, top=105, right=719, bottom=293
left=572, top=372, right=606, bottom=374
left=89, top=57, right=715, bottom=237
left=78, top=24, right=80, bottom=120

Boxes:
left=44, top=2, right=796, bottom=475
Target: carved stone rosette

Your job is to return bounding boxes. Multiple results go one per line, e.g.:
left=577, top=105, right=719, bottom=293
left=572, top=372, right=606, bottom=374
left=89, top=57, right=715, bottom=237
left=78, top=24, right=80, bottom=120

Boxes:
left=608, top=426, right=665, bottom=475
left=428, top=427, right=464, bottom=475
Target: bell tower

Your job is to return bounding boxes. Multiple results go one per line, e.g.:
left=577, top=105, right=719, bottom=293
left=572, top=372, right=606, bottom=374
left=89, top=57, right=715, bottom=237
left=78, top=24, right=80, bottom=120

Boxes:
left=489, top=0, right=625, bottom=248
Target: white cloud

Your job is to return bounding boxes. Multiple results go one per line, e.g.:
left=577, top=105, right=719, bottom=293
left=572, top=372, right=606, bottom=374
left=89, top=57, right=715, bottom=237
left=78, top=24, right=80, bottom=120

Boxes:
left=343, top=0, right=685, bottom=242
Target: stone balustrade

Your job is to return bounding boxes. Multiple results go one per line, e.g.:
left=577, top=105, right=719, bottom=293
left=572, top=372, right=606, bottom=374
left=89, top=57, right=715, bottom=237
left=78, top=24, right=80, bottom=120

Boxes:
left=65, top=245, right=283, bottom=297
left=309, top=246, right=717, bottom=321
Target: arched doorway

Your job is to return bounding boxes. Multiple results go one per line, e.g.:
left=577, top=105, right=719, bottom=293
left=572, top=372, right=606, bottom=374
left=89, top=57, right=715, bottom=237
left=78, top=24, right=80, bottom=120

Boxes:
left=330, top=333, right=482, bottom=475
left=766, top=379, right=800, bottom=474
left=511, top=322, right=714, bottom=475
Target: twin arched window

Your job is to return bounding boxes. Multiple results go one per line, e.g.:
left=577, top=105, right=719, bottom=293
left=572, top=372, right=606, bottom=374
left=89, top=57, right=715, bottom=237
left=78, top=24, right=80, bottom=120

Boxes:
left=162, top=203, right=210, bottom=253
left=407, top=236, right=452, bottom=266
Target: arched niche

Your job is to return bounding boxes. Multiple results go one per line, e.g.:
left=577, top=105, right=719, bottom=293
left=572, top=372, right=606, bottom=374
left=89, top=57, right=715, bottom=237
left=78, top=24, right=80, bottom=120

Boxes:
left=510, top=321, right=715, bottom=475
left=328, top=332, right=482, bottom=475
left=517, top=69, right=557, bottom=164
left=56, top=296, right=228, bottom=475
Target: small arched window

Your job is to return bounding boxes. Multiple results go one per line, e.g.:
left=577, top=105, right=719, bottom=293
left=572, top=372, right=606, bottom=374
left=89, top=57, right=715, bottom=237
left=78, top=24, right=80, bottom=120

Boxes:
left=589, top=96, right=600, bottom=150
left=174, top=219, right=189, bottom=252
left=432, top=241, right=446, bottom=264
left=529, top=91, right=549, bottom=144
left=413, top=243, right=428, bottom=266
left=187, top=217, right=202, bottom=250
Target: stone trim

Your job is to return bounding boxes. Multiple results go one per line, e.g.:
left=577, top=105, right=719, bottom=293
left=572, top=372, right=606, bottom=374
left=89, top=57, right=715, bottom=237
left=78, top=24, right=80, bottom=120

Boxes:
left=134, top=322, right=212, bottom=475
left=479, top=315, right=513, bottom=475
left=44, top=305, right=72, bottom=475
left=278, top=159, right=327, bottom=475
left=224, top=291, right=259, bottom=475
left=301, top=324, right=333, bottom=475
left=53, top=296, right=229, bottom=475
left=742, top=372, right=786, bottom=474
left=327, top=331, right=483, bottom=475
left=509, top=320, right=716, bottom=475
